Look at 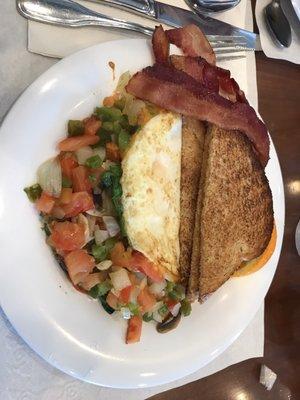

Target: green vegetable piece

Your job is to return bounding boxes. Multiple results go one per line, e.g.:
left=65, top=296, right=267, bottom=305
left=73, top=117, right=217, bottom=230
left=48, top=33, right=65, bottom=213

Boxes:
left=119, top=215, right=127, bottom=238
left=158, top=304, right=169, bottom=317
left=128, top=302, right=140, bottom=316
left=85, top=155, right=102, bottom=169
left=165, top=281, right=175, bottom=294
left=142, top=312, right=153, bottom=322
left=109, top=164, right=122, bottom=178
left=92, top=243, right=108, bottom=262
left=89, top=280, right=112, bottom=298
left=68, top=120, right=84, bottom=137
left=94, top=107, right=122, bottom=122
left=119, top=115, right=130, bottom=130
left=118, top=129, right=131, bottom=152
left=96, top=127, right=111, bottom=145
left=113, top=121, right=122, bottom=135
left=88, top=174, right=97, bottom=183
left=104, top=237, right=118, bottom=252
left=24, top=183, right=42, bottom=202
left=62, top=176, right=72, bottom=188
left=101, top=171, right=113, bottom=188
left=99, top=294, right=115, bottom=314
left=169, top=284, right=185, bottom=301
left=102, top=121, right=114, bottom=132
left=181, top=299, right=192, bottom=317
left=114, top=97, right=126, bottom=111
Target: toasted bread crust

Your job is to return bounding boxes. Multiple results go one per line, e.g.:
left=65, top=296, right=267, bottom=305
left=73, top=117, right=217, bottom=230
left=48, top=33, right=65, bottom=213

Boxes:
left=196, top=125, right=273, bottom=299
left=179, top=118, right=205, bottom=287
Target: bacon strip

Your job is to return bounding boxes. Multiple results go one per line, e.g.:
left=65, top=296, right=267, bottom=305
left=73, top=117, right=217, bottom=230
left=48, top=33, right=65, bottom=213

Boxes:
left=126, top=64, right=269, bottom=166
left=152, top=25, right=170, bottom=64
left=170, top=55, right=247, bottom=104
left=166, top=24, right=216, bottom=65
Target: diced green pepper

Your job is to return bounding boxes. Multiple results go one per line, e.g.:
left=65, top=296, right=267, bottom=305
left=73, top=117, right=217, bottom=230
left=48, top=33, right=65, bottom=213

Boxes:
left=168, top=284, right=185, bottom=301
left=68, top=120, right=84, bottom=137
left=104, top=237, right=118, bottom=252
left=85, top=154, right=102, bottom=169
left=118, top=129, right=131, bottom=152
left=165, top=281, right=175, bottom=294
left=102, top=121, right=114, bottom=132
left=158, top=304, right=169, bottom=317
left=181, top=299, right=192, bottom=317
left=128, top=302, right=140, bottom=316
left=101, top=171, right=113, bottom=188
left=62, top=176, right=72, bottom=188
left=92, top=243, right=108, bottom=262
left=99, top=294, right=115, bottom=314
left=94, top=106, right=123, bottom=122
left=113, top=121, right=122, bottom=135
left=89, top=280, right=112, bottom=298
left=24, top=183, right=42, bottom=202
left=97, top=128, right=112, bottom=146
left=142, top=312, right=153, bottom=322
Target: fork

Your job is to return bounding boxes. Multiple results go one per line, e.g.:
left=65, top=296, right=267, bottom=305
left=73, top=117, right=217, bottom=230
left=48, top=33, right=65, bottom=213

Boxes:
left=17, top=0, right=248, bottom=61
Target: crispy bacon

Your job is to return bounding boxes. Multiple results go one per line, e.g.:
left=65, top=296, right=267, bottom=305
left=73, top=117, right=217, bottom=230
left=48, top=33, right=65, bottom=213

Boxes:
left=152, top=25, right=170, bottom=64
left=126, top=64, right=269, bottom=166
left=170, top=55, right=247, bottom=104
left=166, top=24, right=216, bottom=65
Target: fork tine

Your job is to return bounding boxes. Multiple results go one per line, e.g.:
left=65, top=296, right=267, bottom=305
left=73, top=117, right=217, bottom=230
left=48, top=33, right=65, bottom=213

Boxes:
left=211, top=42, right=248, bottom=49
left=207, top=35, right=248, bottom=42
left=214, top=47, right=253, bottom=53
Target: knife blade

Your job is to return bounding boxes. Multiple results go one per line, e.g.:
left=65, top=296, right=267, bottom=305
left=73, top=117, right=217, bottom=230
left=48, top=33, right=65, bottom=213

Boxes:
left=89, top=0, right=260, bottom=49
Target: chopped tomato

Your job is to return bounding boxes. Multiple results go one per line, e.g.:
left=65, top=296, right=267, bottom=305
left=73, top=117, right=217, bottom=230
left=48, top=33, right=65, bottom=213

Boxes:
left=58, top=135, right=99, bottom=152
left=131, top=251, right=164, bottom=283
left=106, top=291, right=119, bottom=310
left=60, top=156, right=78, bottom=180
left=64, top=249, right=95, bottom=285
left=126, top=316, right=142, bottom=344
left=50, top=205, right=65, bottom=219
left=83, top=116, right=102, bottom=136
left=50, top=221, right=85, bottom=252
left=103, top=93, right=119, bottom=107
left=119, top=285, right=133, bottom=304
left=110, top=242, right=133, bottom=269
left=166, top=298, right=179, bottom=312
left=72, top=166, right=92, bottom=193
left=106, top=142, right=121, bottom=162
left=137, top=287, right=156, bottom=313
left=62, top=191, right=94, bottom=218
left=59, top=188, right=73, bottom=205
left=35, top=191, right=55, bottom=214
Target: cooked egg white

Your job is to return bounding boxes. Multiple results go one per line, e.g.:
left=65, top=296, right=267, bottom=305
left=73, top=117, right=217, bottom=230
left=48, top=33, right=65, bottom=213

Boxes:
left=121, top=112, right=182, bottom=277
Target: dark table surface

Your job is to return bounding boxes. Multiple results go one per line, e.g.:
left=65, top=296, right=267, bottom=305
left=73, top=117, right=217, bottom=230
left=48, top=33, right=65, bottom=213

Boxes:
left=150, top=6, right=300, bottom=400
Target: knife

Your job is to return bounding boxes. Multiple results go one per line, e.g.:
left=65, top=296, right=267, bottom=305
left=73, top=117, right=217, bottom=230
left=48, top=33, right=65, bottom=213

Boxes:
left=88, top=0, right=260, bottom=49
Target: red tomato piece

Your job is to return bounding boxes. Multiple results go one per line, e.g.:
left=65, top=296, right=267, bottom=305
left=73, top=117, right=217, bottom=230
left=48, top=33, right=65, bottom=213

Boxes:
left=166, top=298, right=179, bottom=312
left=60, top=156, right=78, bottom=180
left=84, top=116, right=102, bottom=136
left=131, top=251, right=164, bottom=283
left=72, top=165, right=92, bottom=193
left=64, top=249, right=95, bottom=285
left=35, top=192, right=55, bottom=214
left=58, top=135, right=99, bottom=152
left=137, top=287, right=156, bottom=313
left=106, top=291, right=119, bottom=310
left=126, top=316, right=142, bottom=344
left=50, top=221, right=85, bottom=252
left=119, top=285, right=133, bottom=304
left=110, top=242, right=134, bottom=269
left=62, top=192, right=94, bottom=218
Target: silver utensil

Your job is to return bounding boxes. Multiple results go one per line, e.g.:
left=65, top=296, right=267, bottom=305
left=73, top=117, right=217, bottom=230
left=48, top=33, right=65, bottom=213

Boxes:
left=264, top=0, right=292, bottom=47
left=17, top=0, right=251, bottom=60
left=88, top=0, right=259, bottom=50
left=296, top=218, right=300, bottom=256
left=184, top=0, right=241, bottom=14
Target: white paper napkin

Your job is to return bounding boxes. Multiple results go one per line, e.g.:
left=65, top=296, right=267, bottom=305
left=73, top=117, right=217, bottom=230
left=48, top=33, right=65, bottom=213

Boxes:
left=0, top=0, right=264, bottom=397
left=255, top=0, right=300, bottom=64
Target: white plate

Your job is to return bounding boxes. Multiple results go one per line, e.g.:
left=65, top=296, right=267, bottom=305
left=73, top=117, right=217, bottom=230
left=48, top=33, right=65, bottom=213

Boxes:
left=0, top=39, right=285, bottom=388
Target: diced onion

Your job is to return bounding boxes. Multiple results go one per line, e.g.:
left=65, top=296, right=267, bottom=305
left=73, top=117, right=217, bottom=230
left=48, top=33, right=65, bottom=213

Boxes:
left=149, top=280, right=167, bottom=296
left=37, top=157, right=62, bottom=198
left=94, top=226, right=109, bottom=245
left=86, top=209, right=104, bottom=217
left=129, top=286, right=140, bottom=304
left=109, top=268, right=131, bottom=291
left=75, top=146, right=93, bottom=165
left=96, top=260, right=112, bottom=271
left=120, top=307, right=131, bottom=320
left=171, top=302, right=181, bottom=317
left=116, top=71, right=131, bottom=95
left=260, top=365, right=277, bottom=391
left=77, top=213, right=90, bottom=244
left=93, top=147, right=106, bottom=161
left=151, top=301, right=164, bottom=323
left=123, top=99, right=145, bottom=125
left=103, top=216, right=120, bottom=237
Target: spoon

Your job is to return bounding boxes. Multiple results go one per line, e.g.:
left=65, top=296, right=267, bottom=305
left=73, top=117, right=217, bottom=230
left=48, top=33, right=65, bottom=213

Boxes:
left=185, top=0, right=241, bottom=14
left=264, top=0, right=292, bottom=47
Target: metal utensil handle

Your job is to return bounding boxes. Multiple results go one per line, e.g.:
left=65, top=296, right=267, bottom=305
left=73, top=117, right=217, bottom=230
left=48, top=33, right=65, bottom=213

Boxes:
left=17, top=0, right=153, bottom=35
left=93, top=0, right=156, bottom=16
